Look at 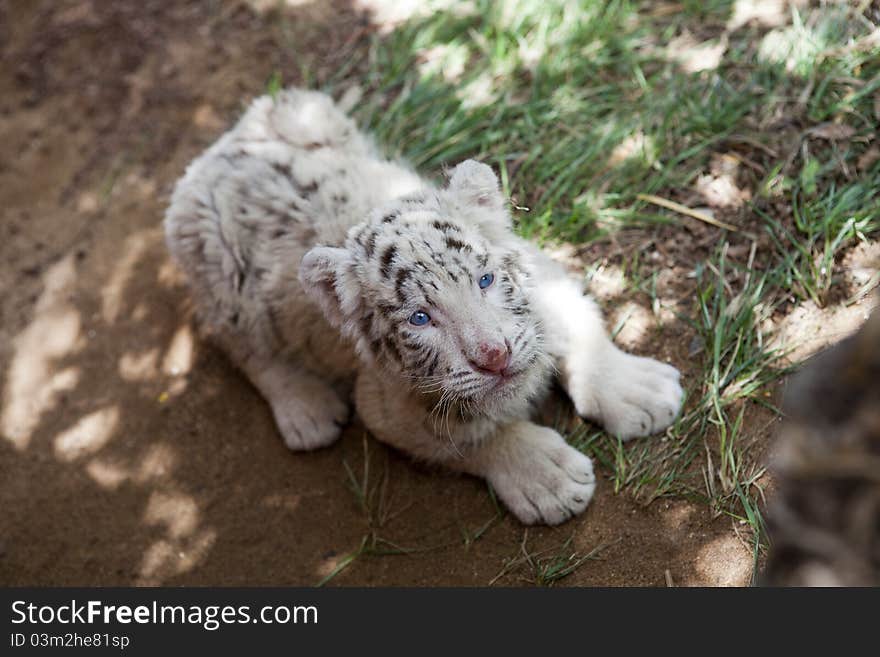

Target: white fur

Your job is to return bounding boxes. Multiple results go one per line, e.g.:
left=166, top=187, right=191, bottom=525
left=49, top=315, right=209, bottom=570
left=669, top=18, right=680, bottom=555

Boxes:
left=165, top=88, right=684, bottom=525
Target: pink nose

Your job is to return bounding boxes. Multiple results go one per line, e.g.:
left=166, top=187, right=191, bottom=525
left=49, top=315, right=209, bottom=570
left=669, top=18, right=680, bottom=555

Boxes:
left=471, top=341, right=510, bottom=374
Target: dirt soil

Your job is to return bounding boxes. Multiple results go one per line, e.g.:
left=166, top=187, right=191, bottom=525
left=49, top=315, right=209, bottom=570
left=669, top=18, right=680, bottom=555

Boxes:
left=0, top=0, right=767, bottom=587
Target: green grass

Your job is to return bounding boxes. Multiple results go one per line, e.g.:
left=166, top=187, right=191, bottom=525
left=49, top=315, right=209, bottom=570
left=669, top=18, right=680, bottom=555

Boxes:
left=317, top=435, right=503, bottom=586
left=308, top=0, right=880, bottom=581
left=761, top=177, right=879, bottom=306
left=316, top=435, right=406, bottom=586
left=489, top=529, right=611, bottom=586
left=323, top=1, right=879, bottom=240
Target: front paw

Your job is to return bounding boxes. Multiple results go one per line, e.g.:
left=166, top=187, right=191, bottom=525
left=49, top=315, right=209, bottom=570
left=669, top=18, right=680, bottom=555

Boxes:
left=482, top=424, right=596, bottom=525
left=571, top=349, right=683, bottom=441
left=269, top=383, right=350, bottom=451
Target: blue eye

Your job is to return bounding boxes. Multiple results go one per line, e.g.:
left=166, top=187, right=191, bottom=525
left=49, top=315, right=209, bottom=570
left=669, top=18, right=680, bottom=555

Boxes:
left=409, top=310, right=431, bottom=326
left=478, top=273, right=495, bottom=289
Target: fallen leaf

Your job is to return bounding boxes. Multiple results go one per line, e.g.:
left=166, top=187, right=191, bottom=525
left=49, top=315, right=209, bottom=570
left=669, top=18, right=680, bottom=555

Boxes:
left=807, top=122, right=856, bottom=141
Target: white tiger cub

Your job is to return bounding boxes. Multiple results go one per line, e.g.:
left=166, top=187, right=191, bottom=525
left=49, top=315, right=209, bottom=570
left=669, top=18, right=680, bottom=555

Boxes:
left=165, top=88, right=683, bottom=525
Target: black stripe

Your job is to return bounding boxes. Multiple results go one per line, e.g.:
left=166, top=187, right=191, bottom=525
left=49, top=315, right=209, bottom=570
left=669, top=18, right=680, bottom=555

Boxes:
left=271, top=162, right=293, bottom=178
left=384, top=337, right=402, bottom=363
left=456, top=382, right=485, bottom=397
left=425, top=352, right=440, bottom=377
left=298, top=180, right=319, bottom=196
left=511, top=325, right=528, bottom=347
left=364, top=231, right=377, bottom=258
left=431, top=220, right=461, bottom=233
left=380, top=245, right=397, bottom=278
left=414, top=349, right=436, bottom=369
left=445, top=236, right=471, bottom=252
left=377, top=302, right=397, bottom=318
left=395, top=268, right=413, bottom=302
left=360, top=312, right=375, bottom=339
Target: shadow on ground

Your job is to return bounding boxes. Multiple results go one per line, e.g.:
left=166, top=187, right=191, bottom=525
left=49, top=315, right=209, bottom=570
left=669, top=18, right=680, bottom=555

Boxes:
left=0, top=0, right=804, bottom=586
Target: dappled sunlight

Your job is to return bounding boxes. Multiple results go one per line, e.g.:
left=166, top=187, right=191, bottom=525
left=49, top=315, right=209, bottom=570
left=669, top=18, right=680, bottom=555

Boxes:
left=137, top=528, right=218, bottom=586
left=842, top=241, right=880, bottom=301
left=660, top=501, right=696, bottom=532
left=609, top=301, right=657, bottom=350
left=85, top=458, right=130, bottom=490
left=244, top=0, right=313, bottom=11
left=607, top=130, right=656, bottom=168
left=355, top=0, right=474, bottom=30
left=101, top=227, right=163, bottom=324
left=418, top=43, right=469, bottom=83
left=757, top=3, right=851, bottom=75
left=686, top=534, right=753, bottom=586
left=2, top=254, right=83, bottom=450
left=136, top=444, right=178, bottom=482
left=162, top=323, right=196, bottom=377
left=138, top=491, right=217, bottom=585
left=667, top=31, right=727, bottom=74
left=54, top=406, right=120, bottom=462
left=694, top=154, right=752, bottom=210
left=144, top=490, right=200, bottom=540
left=2, top=156, right=217, bottom=585
left=726, top=0, right=804, bottom=32
left=585, top=264, right=627, bottom=301
left=457, top=71, right=496, bottom=110
left=517, top=34, right=547, bottom=71
left=773, top=242, right=878, bottom=353
left=118, top=348, right=161, bottom=382
left=84, top=443, right=177, bottom=491
left=650, top=0, right=850, bottom=80
left=770, top=296, right=878, bottom=364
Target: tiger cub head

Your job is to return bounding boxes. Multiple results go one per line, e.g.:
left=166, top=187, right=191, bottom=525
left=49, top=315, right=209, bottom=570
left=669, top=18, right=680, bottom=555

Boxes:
left=300, top=160, right=551, bottom=419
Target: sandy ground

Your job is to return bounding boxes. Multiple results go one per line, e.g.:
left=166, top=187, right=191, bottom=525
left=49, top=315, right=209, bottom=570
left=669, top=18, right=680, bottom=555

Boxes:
left=0, top=0, right=816, bottom=587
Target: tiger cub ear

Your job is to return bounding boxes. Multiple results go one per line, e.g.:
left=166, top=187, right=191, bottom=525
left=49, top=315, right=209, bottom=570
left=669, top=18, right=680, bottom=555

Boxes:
left=299, top=246, right=360, bottom=331
left=446, top=160, right=512, bottom=237
left=447, top=160, right=505, bottom=210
